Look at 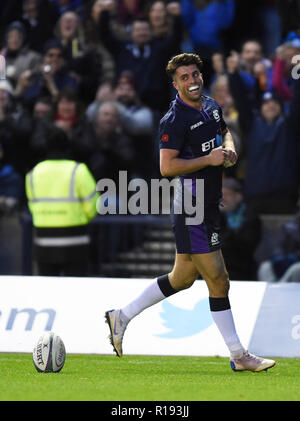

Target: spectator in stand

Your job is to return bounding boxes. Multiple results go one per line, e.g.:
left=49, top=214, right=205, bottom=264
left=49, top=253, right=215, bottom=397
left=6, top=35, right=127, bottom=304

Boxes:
left=181, top=0, right=235, bottom=83
left=82, top=0, right=117, bottom=85
left=113, top=71, right=153, bottom=137
left=54, top=88, right=83, bottom=134
left=92, top=0, right=147, bottom=42
left=210, top=75, right=242, bottom=177
left=226, top=42, right=273, bottom=109
left=0, top=21, right=41, bottom=89
left=18, top=0, right=60, bottom=53
left=227, top=54, right=300, bottom=215
left=220, top=178, right=261, bottom=280
left=15, top=39, right=78, bottom=109
left=30, top=88, right=85, bottom=165
left=113, top=70, right=156, bottom=178
left=79, top=101, right=136, bottom=183
left=148, top=1, right=182, bottom=42
left=273, top=39, right=300, bottom=108
left=33, top=96, right=54, bottom=120
left=258, top=211, right=300, bottom=283
left=54, top=11, right=99, bottom=104
left=209, top=52, right=226, bottom=87
left=148, top=0, right=169, bottom=38
left=98, top=1, right=183, bottom=112
left=86, top=80, right=115, bottom=121
left=0, top=79, right=32, bottom=175
left=147, top=1, right=184, bottom=104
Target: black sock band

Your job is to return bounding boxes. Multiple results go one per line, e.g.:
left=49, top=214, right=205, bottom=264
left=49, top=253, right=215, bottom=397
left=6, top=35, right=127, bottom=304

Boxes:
left=157, top=274, right=177, bottom=297
left=209, top=296, right=231, bottom=312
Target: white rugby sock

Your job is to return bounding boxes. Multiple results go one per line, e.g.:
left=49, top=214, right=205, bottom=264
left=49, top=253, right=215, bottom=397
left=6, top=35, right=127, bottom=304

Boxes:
left=121, top=274, right=177, bottom=321
left=209, top=297, right=245, bottom=359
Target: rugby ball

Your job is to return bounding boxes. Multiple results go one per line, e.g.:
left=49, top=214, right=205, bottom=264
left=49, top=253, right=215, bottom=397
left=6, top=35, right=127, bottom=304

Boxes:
left=33, top=332, right=66, bottom=373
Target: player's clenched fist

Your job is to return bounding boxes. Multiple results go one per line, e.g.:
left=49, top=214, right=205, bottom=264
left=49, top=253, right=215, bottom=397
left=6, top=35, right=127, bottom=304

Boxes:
left=223, top=148, right=237, bottom=167
left=208, top=146, right=225, bottom=166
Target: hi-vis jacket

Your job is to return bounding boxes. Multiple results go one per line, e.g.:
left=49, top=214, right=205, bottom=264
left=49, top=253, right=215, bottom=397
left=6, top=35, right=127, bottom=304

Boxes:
left=25, top=160, right=99, bottom=235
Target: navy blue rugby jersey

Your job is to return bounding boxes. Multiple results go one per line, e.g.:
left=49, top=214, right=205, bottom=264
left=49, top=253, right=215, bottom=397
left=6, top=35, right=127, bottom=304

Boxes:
left=159, top=94, right=227, bottom=207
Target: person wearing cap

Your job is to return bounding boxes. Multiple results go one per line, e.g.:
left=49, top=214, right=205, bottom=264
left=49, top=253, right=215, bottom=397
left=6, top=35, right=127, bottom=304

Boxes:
left=220, top=177, right=261, bottom=280
left=227, top=55, right=300, bottom=216
left=15, top=39, right=78, bottom=108
left=1, top=20, right=41, bottom=88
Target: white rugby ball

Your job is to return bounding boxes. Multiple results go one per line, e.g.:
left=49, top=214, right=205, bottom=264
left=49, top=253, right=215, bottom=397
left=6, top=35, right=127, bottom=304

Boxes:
left=33, top=332, right=66, bottom=373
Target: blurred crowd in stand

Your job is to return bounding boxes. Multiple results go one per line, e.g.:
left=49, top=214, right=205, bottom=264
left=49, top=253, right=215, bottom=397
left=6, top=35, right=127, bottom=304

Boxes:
left=1, top=0, right=300, bottom=280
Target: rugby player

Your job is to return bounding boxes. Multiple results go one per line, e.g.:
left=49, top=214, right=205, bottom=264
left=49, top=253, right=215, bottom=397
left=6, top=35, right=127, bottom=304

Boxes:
left=105, top=53, right=275, bottom=372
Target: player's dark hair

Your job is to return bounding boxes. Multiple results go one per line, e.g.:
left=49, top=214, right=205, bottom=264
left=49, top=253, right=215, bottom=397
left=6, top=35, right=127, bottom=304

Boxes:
left=166, top=53, right=203, bottom=79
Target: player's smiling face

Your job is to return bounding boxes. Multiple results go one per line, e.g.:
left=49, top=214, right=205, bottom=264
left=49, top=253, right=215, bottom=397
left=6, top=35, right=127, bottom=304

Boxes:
left=173, top=64, right=203, bottom=107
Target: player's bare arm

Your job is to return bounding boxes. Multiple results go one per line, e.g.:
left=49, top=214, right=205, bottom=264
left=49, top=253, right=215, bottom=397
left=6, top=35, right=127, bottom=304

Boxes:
left=222, top=128, right=237, bottom=167
left=160, top=147, right=225, bottom=177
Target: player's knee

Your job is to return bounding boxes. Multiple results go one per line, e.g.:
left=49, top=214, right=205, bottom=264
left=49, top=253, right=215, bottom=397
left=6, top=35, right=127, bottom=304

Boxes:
left=180, top=275, right=197, bottom=290
left=169, top=271, right=198, bottom=291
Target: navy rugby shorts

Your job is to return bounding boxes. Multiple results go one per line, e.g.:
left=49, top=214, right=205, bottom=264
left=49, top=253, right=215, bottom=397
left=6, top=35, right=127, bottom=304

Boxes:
left=171, top=204, right=221, bottom=254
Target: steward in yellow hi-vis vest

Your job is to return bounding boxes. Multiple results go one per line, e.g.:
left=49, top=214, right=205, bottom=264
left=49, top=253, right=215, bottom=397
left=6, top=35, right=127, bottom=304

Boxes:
left=25, top=126, right=99, bottom=276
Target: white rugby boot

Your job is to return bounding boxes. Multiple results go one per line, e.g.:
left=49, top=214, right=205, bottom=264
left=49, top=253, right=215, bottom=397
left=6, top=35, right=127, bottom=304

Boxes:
left=105, top=309, right=128, bottom=357
left=230, top=350, right=276, bottom=372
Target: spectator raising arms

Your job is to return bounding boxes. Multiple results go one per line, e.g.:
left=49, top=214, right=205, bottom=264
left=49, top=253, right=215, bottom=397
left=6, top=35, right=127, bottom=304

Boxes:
left=55, top=11, right=100, bottom=104
left=29, top=88, right=86, bottom=166
left=98, top=1, right=183, bottom=113
left=181, top=0, right=235, bottom=82
left=227, top=54, right=300, bottom=215
left=15, top=39, right=78, bottom=108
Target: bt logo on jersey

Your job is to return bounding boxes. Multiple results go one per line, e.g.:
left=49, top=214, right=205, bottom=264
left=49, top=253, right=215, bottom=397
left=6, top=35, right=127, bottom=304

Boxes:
left=202, top=138, right=215, bottom=152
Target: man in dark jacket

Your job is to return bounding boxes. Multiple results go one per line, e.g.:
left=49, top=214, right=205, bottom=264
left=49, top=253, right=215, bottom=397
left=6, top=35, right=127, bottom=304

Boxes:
left=98, top=4, right=183, bottom=113
left=227, top=56, right=300, bottom=215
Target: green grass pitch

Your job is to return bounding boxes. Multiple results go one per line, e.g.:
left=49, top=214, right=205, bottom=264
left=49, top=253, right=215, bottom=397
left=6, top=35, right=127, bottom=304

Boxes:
left=1, top=353, right=300, bottom=401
